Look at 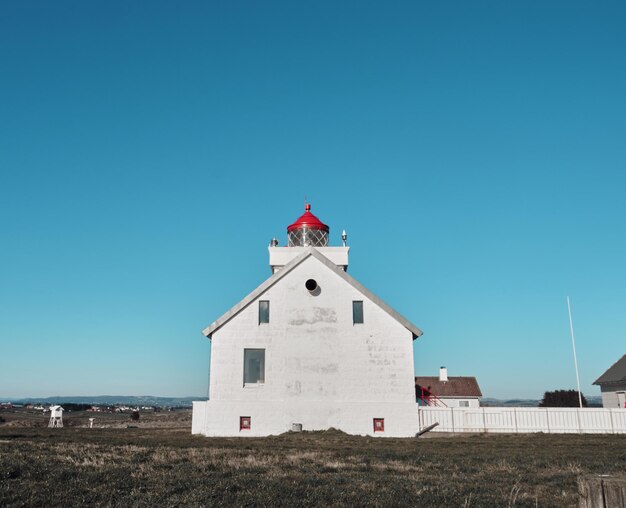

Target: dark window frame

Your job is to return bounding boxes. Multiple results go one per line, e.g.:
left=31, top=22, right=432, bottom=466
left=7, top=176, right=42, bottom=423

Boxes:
left=243, top=348, right=265, bottom=385
left=259, top=300, right=270, bottom=324
left=353, top=300, right=364, bottom=324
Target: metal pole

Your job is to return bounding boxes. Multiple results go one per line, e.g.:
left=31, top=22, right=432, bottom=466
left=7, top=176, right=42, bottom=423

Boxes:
left=567, top=296, right=583, bottom=408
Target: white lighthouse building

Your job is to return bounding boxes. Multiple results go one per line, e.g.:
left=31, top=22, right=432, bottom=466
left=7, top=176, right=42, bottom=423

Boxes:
left=192, top=205, right=423, bottom=437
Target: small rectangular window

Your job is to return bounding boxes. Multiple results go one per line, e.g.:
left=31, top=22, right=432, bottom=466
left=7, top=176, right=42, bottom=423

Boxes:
left=259, top=300, right=269, bottom=324
left=353, top=301, right=364, bottom=324
left=373, top=418, right=384, bottom=432
left=240, top=416, right=251, bottom=430
left=459, top=401, right=470, bottom=408
left=244, top=349, right=265, bottom=384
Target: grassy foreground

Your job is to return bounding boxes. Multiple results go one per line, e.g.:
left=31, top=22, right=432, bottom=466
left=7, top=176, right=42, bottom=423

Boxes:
left=1, top=426, right=625, bottom=507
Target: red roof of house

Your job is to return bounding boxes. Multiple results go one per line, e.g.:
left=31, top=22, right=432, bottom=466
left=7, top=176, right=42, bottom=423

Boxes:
left=287, top=204, right=329, bottom=232
left=415, top=377, right=482, bottom=398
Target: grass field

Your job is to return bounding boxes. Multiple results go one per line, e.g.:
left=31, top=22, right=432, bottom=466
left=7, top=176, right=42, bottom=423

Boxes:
left=1, top=411, right=625, bottom=506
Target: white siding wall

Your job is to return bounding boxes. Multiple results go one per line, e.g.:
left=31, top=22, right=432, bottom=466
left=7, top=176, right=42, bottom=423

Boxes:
left=600, top=383, right=626, bottom=408
left=439, top=398, right=480, bottom=408
left=196, top=255, right=418, bottom=437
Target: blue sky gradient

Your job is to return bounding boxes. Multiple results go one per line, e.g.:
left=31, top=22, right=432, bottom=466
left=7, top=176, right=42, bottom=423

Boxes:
left=1, top=1, right=625, bottom=399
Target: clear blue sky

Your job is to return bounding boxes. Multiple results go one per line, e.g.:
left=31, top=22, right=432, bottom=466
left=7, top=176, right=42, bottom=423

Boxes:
left=1, top=1, right=624, bottom=400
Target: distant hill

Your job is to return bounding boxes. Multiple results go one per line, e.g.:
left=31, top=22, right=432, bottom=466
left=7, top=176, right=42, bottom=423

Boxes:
left=481, top=398, right=540, bottom=407
left=6, top=395, right=205, bottom=407
left=5, top=395, right=603, bottom=408
left=481, top=396, right=602, bottom=407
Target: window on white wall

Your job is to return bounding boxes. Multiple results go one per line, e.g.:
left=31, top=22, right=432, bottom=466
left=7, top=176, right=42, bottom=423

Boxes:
left=353, top=301, right=364, bottom=324
left=259, top=300, right=269, bottom=324
left=459, top=400, right=470, bottom=407
left=244, top=349, right=265, bottom=384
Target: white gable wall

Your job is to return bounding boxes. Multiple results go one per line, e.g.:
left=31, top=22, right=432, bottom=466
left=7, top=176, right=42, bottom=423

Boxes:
left=600, top=384, right=626, bottom=408
left=438, top=397, right=481, bottom=408
left=197, top=255, right=419, bottom=436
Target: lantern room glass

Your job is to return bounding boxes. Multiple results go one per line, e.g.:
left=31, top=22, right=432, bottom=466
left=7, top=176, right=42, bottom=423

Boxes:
left=288, top=227, right=328, bottom=247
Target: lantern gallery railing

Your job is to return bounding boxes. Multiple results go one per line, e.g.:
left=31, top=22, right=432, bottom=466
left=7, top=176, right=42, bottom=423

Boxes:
left=287, top=227, right=329, bottom=247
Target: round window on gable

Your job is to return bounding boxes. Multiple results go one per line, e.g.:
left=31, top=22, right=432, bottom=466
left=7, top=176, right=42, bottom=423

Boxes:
left=305, top=279, right=321, bottom=296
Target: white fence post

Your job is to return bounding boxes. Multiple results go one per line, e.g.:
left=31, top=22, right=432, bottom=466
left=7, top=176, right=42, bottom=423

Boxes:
left=418, top=407, right=626, bottom=434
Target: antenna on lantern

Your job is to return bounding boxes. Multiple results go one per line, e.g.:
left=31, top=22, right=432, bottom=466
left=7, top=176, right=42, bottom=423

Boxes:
left=342, top=229, right=347, bottom=247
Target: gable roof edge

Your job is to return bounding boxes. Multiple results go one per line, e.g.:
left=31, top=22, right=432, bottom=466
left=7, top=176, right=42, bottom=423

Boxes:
left=202, top=247, right=423, bottom=340
left=306, top=249, right=423, bottom=339
left=593, top=353, right=626, bottom=385
left=202, top=249, right=313, bottom=338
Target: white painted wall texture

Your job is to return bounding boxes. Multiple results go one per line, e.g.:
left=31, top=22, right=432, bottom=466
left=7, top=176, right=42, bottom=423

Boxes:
left=438, top=398, right=480, bottom=408
left=194, top=254, right=419, bottom=437
left=269, top=246, right=349, bottom=273
left=600, top=384, right=626, bottom=408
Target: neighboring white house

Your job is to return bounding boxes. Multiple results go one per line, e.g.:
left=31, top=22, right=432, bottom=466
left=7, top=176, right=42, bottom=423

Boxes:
left=593, top=354, right=626, bottom=408
left=192, top=204, right=423, bottom=437
left=415, top=367, right=482, bottom=408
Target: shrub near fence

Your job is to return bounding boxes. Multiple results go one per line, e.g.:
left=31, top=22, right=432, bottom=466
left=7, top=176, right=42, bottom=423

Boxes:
left=418, top=407, right=626, bottom=434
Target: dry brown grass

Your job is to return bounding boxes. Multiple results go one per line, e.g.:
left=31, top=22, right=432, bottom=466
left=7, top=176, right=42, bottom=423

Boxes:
left=0, top=423, right=625, bottom=507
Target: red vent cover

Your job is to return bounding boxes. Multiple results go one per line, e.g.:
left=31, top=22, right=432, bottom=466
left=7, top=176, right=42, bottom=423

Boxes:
left=287, top=203, right=329, bottom=232
left=373, top=418, right=384, bottom=432
left=240, top=416, right=251, bottom=430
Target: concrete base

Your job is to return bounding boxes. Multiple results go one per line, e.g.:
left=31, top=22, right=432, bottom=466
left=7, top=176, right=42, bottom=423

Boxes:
left=192, top=400, right=419, bottom=437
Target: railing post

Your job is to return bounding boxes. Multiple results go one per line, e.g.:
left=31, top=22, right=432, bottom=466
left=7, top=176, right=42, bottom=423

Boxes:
left=451, top=408, right=455, bottom=433
left=513, top=408, right=518, bottom=433
left=417, top=407, right=420, bottom=431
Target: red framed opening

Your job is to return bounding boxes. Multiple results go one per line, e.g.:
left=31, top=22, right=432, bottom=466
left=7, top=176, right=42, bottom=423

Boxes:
left=240, top=416, right=251, bottom=430
left=373, top=418, right=384, bottom=432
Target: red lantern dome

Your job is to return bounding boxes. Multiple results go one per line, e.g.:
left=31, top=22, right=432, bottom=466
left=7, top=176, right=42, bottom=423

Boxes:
left=287, top=204, right=329, bottom=247
left=287, top=203, right=329, bottom=232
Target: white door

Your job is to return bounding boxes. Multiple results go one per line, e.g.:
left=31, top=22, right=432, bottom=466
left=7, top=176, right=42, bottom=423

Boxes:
left=617, top=392, right=626, bottom=408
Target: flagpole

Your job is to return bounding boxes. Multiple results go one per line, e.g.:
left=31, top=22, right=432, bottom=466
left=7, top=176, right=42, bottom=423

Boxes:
left=567, top=296, right=583, bottom=408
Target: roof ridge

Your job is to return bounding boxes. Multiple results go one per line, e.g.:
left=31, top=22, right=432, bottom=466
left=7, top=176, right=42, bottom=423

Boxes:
left=593, top=353, right=626, bottom=385
left=202, top=248, right=315, bottom=337
left=202, top=247, right=422, bottom=339
left=300, top=249, right=422, bottom=338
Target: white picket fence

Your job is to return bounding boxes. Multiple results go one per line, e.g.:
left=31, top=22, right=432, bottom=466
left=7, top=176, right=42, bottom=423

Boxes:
left=418, top=407, right=626, bottom=434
